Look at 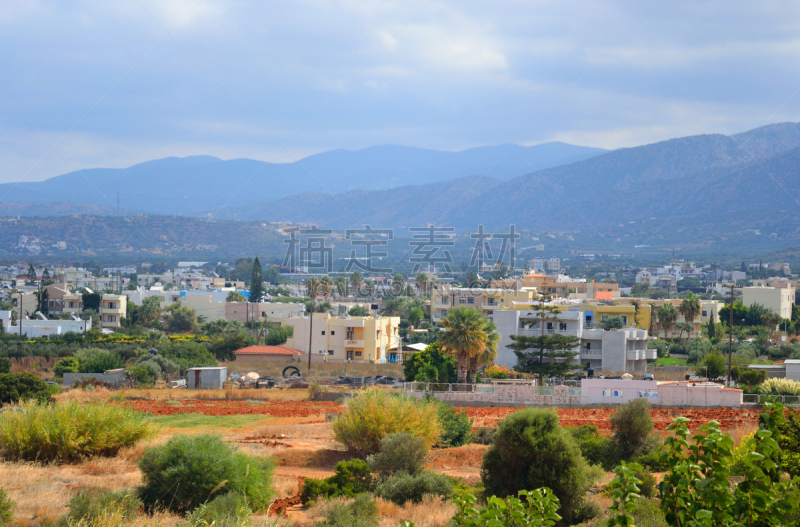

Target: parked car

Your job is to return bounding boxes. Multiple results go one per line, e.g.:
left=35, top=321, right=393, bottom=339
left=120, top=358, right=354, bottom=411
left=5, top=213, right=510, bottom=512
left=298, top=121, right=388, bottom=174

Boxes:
left=641, top=373, right=655, bottom=381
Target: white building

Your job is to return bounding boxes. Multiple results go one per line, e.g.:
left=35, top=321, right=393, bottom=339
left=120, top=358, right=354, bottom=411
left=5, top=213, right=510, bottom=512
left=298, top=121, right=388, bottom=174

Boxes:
left=742, top=286, right=793, bottom=319
left=494, top=309, right=655, bottom=373
left=0, top=311, right=90, bottom=338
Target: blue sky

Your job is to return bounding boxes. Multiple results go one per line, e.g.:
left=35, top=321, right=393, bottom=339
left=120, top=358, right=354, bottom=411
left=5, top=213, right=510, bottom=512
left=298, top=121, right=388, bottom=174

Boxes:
left=2, top=0, right=800, bottom=183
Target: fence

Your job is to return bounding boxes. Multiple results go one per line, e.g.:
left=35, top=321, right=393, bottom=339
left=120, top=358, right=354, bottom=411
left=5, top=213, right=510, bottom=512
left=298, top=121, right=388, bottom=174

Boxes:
left=742, top=394, right=800, bottom=406
left=404, top=382, right=582, bottom=398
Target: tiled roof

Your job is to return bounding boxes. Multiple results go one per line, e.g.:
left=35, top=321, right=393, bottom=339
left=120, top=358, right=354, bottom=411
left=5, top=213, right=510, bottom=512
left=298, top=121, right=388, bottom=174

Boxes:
left=234, top=345, right=303, bottom=356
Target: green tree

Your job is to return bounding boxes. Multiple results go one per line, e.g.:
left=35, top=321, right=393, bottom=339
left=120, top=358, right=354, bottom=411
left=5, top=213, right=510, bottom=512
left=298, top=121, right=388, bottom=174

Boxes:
left=695, top=351, right=726, bottom=381
left=706, top=317, right=716, bottom=340
left=0, top=357, right=10, bottom=374
left=678, top=292, right=701, bottom=325
left=494, top=264, right=510, bottom=280
left=350, top=271, right=363, bottom=299
left=408, top=307, right=424, bottom=327
left=656, top=303, right=678, bottom=338
left=264, top=266, right=281, bottom=285
left=630, top=282, right=651, bottom=298
left=265, top=325, right=293, bottom=345
left=41, top=268, right=54, bottom=286
left=506, top=295, right=580, bottom=382
left=53, top=357, right=79, bottom=376
left=600, top=315, right=626, bottom=330
left=348, top=305, right=370, bottom=317
left=481, top=408, right=594, bottom=525
left=82, top=293, right=101, bottom=312
left=403, top=343, right=457, bottom=383
left=129, top=296, right=161, bottom=328
left=249, top=257, right=265, bottom=303
left=164, top=303, right=199, bottom=333
left=35, top=288, right=49, bottom=317
left=719, top=301, right=749, bottom=326
left=414, top=273, right=429, bottom=297
left=464, top=271, right=479, bottom=287
left=226, top=291, right=246, bottom=303
left=438, top=307, right=500, bottom=384
left=392, top=274, right=405, bottom=296
left=610, top=398, right=653, bottom=461
left=26, top=263, right=36, bottom=286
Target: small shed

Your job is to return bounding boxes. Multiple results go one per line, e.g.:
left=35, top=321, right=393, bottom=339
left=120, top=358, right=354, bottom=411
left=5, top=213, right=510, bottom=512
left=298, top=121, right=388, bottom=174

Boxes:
left=186, top=367, right=227, bottom=389
left=785, top=359, right=800, bottom=381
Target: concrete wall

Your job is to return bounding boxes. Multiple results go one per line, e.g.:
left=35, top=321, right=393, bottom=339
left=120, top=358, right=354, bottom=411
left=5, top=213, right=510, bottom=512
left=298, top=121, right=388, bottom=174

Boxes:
left=657, top=382, right=742, bottom=408
left=187, top=367, right=227, bottom=389
left=408, top=384, right=581, bottom=406
left=581, top=379, right=658, bottom=405
left=743, top=286, right=792, bottom=319
left=63, top=372, right=127, bottom=387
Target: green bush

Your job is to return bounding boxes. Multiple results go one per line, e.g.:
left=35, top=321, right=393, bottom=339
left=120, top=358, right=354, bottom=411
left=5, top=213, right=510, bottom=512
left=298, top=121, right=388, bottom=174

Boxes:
left=0, top=373, right=51, bottom=404
left=366, top=433, right=426, bottom=476
left=451, top=489, right=562, bottom=527
left=402, top=343, right=457, bottom=383
left=0, top=400, right=155, bottom=463
left=158, top=342, right=217, bottom=373
left=470, top=427, right=496, bottom=445
left=316, top=494, right=378, bottom=527
left=53, top=357, right=79, bottom=376
left=332, top=389, right=440, bottom=456
left=566, top=425, right=614, bottom=469
left=371, top=470, right=453, bottom=505
left=300, top=459, right=372, bottom=506
left=66, top=488, right=142, bottom=524
left=135, top=354, right=179, bottom=380
left=610, top=398, right=653, bottom=461
left=731, top=366, right=767, bottom=386
left=425, top=398, right=472, bottom=447
left=647, top=340, right=667, bottom=358
left=0, top=488, right=14, bottom=526
left=604, top=467, right=656, bottom=498
left=481, top=409, right=594, bottom=525
left=265, top=325, right=293, bottom=346
left=0, top=358, right=10, bottom=374
left=185, top=491, right=251, bottom=527
left=75, top=348, right=123, bottom=373
left=138, top=434, right=273, bottom=513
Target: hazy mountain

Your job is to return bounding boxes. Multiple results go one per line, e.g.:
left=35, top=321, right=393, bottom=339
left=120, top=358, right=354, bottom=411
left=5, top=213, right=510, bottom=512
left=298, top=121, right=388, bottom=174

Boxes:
left=0, top=142, right=604, bottom=216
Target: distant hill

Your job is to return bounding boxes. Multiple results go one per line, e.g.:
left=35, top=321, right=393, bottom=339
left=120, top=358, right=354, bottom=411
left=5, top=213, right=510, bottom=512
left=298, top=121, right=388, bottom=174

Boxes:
left=0, top=201, right=118, bottom=217
left=0, top=142, right=604, bottom=216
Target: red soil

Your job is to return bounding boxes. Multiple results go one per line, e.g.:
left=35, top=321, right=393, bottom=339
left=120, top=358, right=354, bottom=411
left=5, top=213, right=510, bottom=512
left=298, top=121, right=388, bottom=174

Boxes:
left=122, top=399, right=342, bottom=418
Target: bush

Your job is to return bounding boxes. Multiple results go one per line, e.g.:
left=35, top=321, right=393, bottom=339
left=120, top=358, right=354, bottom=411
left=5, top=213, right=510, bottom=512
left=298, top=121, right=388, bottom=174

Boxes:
left=604, top=467, right=656, bottom=498
left=138, top=434, right=273, bottom=513
left=481, top=408, right=592, bottom=525
left=135, top=354, right=179, bottom=380
left=316, top=494, right=378, bottom=527
left=566, top=425, right=613, bottom=469
left=265, top=325, right=293, bottom=346
left=470, top=427, right=496, bottom=445
left=0, top=488, right=14, bottom=526
left=67, top=488, right=142, bottom=524
left=451, top=489, right=562, bottom=526
left=0, top=400, right=155, bottom=463
left=75, top=348, right=123, bottom=373
left=0, top=358, right=10, bottom=375
left=332, top=389, right=440, bottom=456
left=731, top=366, right=766, bottom=386
left=158, top=342, right=217, bottom=373
left=631, top=497, right=669, bottom=527
left=0, top=373, right=51, bottom=404
left=185, top=491, right=251, bottom=527
left=402, top=343, right=457, bottom=383
left=610, top=398, right=653, bottom=461
left=430, top=399, right=472, bottom=447
left=759, top=378, right=800, bottom=396
left=647, top=340, right=667, bottom=358
left=372, top=470, right=454, bottom=504
left=53, top=357, right=79, bottom=376
left=300, top=459, right=372, bottom=506
left=366, top=433, right=426, bottom=476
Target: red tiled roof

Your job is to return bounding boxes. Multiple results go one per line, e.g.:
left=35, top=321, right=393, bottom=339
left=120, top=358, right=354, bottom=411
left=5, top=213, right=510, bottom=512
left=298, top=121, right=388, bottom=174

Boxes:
left=234, top=345, right=303, bottom=356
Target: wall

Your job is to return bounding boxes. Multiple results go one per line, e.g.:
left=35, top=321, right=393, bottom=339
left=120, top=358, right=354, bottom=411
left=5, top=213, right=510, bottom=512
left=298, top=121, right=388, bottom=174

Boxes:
left=63, top=372, right=127, bottom=387
left=187, top=367, right=228, bottom=389
left=742, top=286, right=792, bottom=319
left=657, top=382, right=742, bottom=408
left=408, top=384, right=581, bottom=406
left=581, top=379, right=658, bottom=405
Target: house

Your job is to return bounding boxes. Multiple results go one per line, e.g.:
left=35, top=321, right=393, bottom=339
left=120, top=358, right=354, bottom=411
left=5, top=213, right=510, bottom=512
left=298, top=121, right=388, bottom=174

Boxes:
left=742, top=286, right=793, bottom=319
left=284, top=313, right=401, bottom=363
left=494, top=308, right=655, bottom=373
left=522, top=273, right=619, bottom=300
left=233, top=345, right=303, bottom=362
left=429, top=284, right=538, bottom=321
left=0, top=310, right=90, bottom=338
left=100, top=294, right=127, bottom=328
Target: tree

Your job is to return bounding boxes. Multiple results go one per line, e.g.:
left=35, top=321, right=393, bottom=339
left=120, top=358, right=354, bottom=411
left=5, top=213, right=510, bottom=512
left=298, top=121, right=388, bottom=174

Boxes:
left=265, top=325, right=293, bottom=345
left=82, top=293, right=101, bottom=312
left=305, top=277, right=320, bottom=299
left=350, top=271, right=363, bottom=299
left=506, top=295, right=580, bottom=383
left=706, top=317, right=716, bottom=340
left=135, top=296, right=162, bottom=328
left=403, top=343, right=457, bottom=383
left=600, top=315, right=625, bottom=330
left=675, top=321, right=693, bottom=341
left=494, top=264, right=510, bottom=280
left=481, top=408, right=594, bottom=525
left=264, top=266, right=281, bottom=285
left=164, top=303, right=199, bottom=333
left=464, top=271, right=479, bottom=288
left=35, top=288, right=49, bottom=317
left=719, top=301, right=749, bottom=326
left=408, top=307, right=424, bottom=327
left=41, top=268, right=54, bottom=286
left=695, top=352, right=726, bottom=381
left=334, top=276, right=347, bottom=298
left=414, top=273, right=429, bottom=297
left=610, top=398, right=653, bottom=461
left=380, top=297, right=425, bottom=318
left=438, top=307, right=499, bottom=384
left=226, top=291, right=246, bottom=303
left=630, top=282, right=651, bottom=298
left=656, top=303, right=677, bottom=338
left=392, top=274, right=405, bottom=296
left=249, top=257, right=265, bottom=303
left=26, top=263, right=36, bottom=286
left=678, top=292, right=701, bottom=326
left=348, top=305, right=370, bottom=317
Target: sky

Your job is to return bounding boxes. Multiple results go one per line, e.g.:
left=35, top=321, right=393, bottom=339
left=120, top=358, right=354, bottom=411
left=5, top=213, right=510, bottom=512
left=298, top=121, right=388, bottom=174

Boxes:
left=2, top=0, right=800, bottom=183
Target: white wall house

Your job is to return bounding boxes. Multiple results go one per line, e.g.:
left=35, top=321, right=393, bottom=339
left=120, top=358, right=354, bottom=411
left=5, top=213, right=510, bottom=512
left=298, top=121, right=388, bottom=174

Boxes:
left=0, top=311, right=90, bottom=338
left=494, top=309, right=655, bottom=373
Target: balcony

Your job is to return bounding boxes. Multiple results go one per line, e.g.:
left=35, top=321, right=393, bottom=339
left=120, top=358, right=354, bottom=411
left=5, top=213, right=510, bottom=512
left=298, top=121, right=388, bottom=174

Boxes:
left=626, top=349, right=657, bottom=361
left=482, top=303, right=499, bottom=310
left=517, top=328, right=580, bottom=337
left=344, top=339, right=364, bottom=347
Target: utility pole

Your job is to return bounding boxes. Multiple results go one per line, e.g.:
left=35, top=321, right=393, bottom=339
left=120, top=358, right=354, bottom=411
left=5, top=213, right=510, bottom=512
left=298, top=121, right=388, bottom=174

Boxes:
left=307, top=305, right=314, bottom=374
left=17, top=292, right=22, bottom=359
left=727, top=282, right=735, bottom=385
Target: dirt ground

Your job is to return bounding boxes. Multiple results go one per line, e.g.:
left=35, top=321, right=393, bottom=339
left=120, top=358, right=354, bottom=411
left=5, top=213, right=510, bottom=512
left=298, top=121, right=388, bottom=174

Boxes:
left=122, top=399, right=342, bottom=417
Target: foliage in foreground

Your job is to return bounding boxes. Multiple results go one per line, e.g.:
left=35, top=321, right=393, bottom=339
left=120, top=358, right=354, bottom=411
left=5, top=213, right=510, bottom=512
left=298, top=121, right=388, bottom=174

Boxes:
left=138, top=434, right=273, bottom=513
left=316, top=494, right=379, bottom=527
left=481, top=408, right=595, bottom=525
left=300, top=460, right=373, bottom=506
left=332, top=389, right=440, bottom=456
left=0, top=488, right=14, bottom=526
left=759, top=377, right=800, bottom=396
left=185, top=491, right=251, bottom=527
left=66, top=488, right=142, bottom=525
left=0, top=400, right=155, bottom=463
left=366, top=433, right=427, bottom=477
left=0, top=373, right=50, bottom=404
left=449, top=489, right=561, bottom=527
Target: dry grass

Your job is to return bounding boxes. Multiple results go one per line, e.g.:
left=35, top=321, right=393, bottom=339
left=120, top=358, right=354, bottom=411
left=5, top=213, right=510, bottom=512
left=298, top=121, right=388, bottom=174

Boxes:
left=271, top=448, right=350, bottom=468
left=729, top=423, right=759, bottom=447
left=53, top=387, right=115, bottom=404
left=273, top=475, right=303, bottom=498
left=304, top=495, right=455, bottom=527
left=120, top=387, right=311, bottom=401
left=251, top=422, right=334, bottom=440
left=426, top=444, right=488, bottom=470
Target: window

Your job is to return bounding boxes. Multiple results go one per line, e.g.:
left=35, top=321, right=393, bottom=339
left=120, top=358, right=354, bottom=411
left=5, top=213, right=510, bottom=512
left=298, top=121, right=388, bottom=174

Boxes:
left=559, top=322, right=567, bottom=331
left=330, top=331, right=335, bottom=335
left=585, top=342, right=591, bottom=350
left=638, top=390, right=657, bottom=399
left=440, top=296, right=449, bottom=305
left=347, top=332, right=354, bottom=339
left=602, top=389, right=612, bottom=397
left=321, top=331, right=325, bottom=335
left=702, top=310, right=708, bottom=317
left=546, top=322, right=553, bottom=330
left=459, top=297, right=466, bottom=304
left=355, top=351, right=362, bottom=357
left=328, top=350, right=334, bottom=355
left=467, top=297, right=474, bottom=304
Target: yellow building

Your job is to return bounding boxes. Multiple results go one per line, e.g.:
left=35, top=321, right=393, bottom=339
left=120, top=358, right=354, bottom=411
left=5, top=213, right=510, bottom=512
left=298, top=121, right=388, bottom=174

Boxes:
left=285, top=313, right=401, bottom=363
left=429, top=284, right=538, bottom=321
left=100, top=294, right=127, bottom=328
left=507, top=300, right=653, bottom=333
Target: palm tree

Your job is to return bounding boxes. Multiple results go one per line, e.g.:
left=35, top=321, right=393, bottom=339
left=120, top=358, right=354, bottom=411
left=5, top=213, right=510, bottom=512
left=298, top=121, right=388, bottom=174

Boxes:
left=305, top=277, right=319, bottom=299
left=320, top=275, right=334, bottom=300
left=467, top=319, right=500, bottom=383
left=226, top=291, right=246, bottom=303
left=350, top=271, right=363, bottom=301
left=657, top=303, right=678, bottom=339
left=415, top=273, right=429, bottom=297
left=678, top=292, right=701, bottom=336
left=438, top=306, right=499, bottom=384
left=335, top=276, right=347, bottom=298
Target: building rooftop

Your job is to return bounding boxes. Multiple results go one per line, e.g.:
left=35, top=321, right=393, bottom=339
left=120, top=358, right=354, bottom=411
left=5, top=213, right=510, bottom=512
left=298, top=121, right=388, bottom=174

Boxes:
left=234, top=345, right=303, bottom=356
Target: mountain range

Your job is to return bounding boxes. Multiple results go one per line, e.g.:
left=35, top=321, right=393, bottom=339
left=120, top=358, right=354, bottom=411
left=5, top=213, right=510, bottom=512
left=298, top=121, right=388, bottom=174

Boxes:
left=3, top=123, right=800, bottom=240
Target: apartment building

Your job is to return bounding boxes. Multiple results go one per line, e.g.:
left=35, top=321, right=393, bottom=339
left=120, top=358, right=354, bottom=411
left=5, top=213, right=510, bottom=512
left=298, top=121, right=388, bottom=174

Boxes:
left=522, top=273, right=619, bottom=300
left=429, top=284, right=538, bottom=321
left=742, top=286, right=793, bottom=319
left=226, top=301, right=306, bottom=323
left=284, top=313, right=401, bottom=363
left=494, top=309, right=654, bottom=373
left=100, top=294, right=127, bottom=328
left=43, top=283, right=82, bottom=317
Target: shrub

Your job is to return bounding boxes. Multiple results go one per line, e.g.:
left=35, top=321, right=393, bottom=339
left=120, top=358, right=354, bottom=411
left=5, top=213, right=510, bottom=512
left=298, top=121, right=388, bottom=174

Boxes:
left=185, top=491, right=251, bottom=527
left=631, top=497, right=669, bottom=527
left=731, top=366, right=767, bottom=386
left=481, top=409, right=593, bottom=525
left=265, top=325, right=293, bottom=346
left=135, top=354, right=180, bottom=380
left=647, top=340, right=667, bottom=358
left=0, top=373, right=50, bottom=404
left=610, top=398, right=653, bottom=461
left=138, top=434, right=273, bottom=513
left=0, top=358, right=10, bottom=374
left=451, top=489, right=562, bottom=527
left=430, top=399, right=472, bottom=447
left=566, top=425, right=613, bottom=469
left=605, top=467, right=656, bottom=498
left=470, top=427, right=496, bottom=445
left=332, top=389, right=440, bottom=456
left=372, top=470, right=454, bottom=504
left=0, top=400, right=155, bottom=463
left=759, top=378, right=800, bottom=396
left=300, top=459, right=372, bottom=506
left=402, top=343, right=457, bottom=383
left=158, top=342, right=217, bottom=373
left=67, top=488, right=142, bottom=524
left=53, top=357, right=79, bottom=376
left=316, top=494, right=378, bottom=527
left=75, top=348, right=123, bottom=373
left=366, top=433, right=426, bottom=476
left=0, top=488, right=14, bottom=526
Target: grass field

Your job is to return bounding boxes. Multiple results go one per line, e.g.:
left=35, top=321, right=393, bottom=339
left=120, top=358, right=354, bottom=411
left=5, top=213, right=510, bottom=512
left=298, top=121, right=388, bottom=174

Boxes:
left=655, top=357, right=687, bottom=366
left=147, top=414, right=270, bottom=430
